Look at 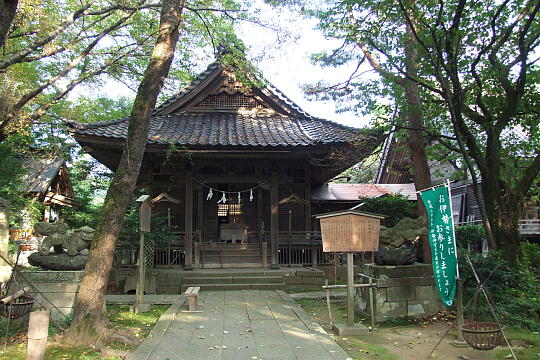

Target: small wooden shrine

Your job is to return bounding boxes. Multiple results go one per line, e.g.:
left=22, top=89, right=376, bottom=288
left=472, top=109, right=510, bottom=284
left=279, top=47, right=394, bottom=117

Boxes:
left=68, top=58, right=383, bottom=269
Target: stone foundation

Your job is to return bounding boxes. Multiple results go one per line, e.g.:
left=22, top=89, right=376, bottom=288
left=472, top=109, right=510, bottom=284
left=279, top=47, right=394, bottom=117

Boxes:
left=20, top=270, right=83, bottom=319
left=356, top=263, right=443, bottom=322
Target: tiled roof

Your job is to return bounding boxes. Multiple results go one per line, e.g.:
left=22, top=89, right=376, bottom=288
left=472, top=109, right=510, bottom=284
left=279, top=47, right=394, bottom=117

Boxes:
left=153, top=62, right=221, bottom=115
left=311, top=183, right=417, bottom=201
left=20, top=156, right=64, bottom=194
left=153, top=61, right=311, bottom=118
left=69, top=112, right=362, bottom=148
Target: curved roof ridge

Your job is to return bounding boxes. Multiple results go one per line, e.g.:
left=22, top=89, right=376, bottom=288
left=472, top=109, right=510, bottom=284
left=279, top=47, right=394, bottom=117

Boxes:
left=65, top=117, right=129, bottom=130
left=153, top=61, right=221, bottom=114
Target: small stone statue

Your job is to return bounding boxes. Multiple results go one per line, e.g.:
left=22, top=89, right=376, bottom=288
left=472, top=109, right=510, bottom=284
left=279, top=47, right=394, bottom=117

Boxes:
left=35, top=222, right=94, bottom=256
left=375, top=217, right=427, bottom=265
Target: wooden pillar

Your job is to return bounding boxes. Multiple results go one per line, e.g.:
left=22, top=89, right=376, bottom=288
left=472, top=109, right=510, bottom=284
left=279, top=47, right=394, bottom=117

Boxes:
left=197, top=187, right=204, bottom=241
left=305, top=171, right=312, bottom=232
left=257, top=187, right=263, bottom=241
left=347, top=252, right=355, bottom=327
left=184, top=172, right=193, bottom=270
left=270, top=172, right=279, bottom=269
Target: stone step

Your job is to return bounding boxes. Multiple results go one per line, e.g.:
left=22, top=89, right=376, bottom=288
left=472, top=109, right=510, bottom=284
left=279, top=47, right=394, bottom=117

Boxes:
left=182, top=276, right=283, bottom=284
left=199, top=262, right=266, bottom=269
left=180, top=283, right=286, bottom=292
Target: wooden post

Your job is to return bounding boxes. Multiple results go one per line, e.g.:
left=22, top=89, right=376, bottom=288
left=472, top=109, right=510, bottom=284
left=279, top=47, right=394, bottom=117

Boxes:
left=27, top=310, right=49, bottom=360
left=261, top=241, right=267, bottom=268
left=304, top=174, right=312, bottom=232
left=270, top=172, right=279, bottom=269
left=134, top=231, right=146, bottom=314
left=288, top=210, right=292, bottom=267
left=456, top=278, right=464, bottom=341
left=184, top=172, right=193, bottom=270
left=197, top=187, right=204, bottom=240
left=368, top=277, right=375, bottom=329
left=194, top=242, right=200, bottom=269
left=347, top=252, right=355, bottom=327
left=257, top=187, right=263, bottom=236
left=311, top=245, right=318, bottom=268
left=325, top=279, right=333, bottom=327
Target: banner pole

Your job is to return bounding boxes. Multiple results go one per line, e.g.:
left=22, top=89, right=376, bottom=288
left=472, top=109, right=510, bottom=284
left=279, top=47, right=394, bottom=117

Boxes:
left=446, top=179, right=460, bottom=279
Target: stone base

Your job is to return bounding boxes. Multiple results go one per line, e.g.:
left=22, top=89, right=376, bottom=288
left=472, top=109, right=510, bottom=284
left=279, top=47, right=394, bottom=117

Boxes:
left=450, top=340, right=469, bottom=348
left=130, top=303, right=150, bottom=313
left=357, top=263, right=444, bottom=322
left=27, top=252, right=88, bottom=270
left=333, top=323, right=369, bottom=336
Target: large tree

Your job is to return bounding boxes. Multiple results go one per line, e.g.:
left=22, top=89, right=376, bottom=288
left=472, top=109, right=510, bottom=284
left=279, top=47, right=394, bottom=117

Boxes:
left=310, top=3, right=433, bottom=197
left=307, top=0, right=539, bottom=264
left=63, top=0, right=186, bottom=346
left=0, top=0, right=258, bottom=142
left=396, top=0, right=540, bottom=264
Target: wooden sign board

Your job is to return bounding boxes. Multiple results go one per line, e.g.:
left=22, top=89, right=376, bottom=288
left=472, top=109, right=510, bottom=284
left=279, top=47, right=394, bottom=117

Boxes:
left=136, top=195, right=151, bottom=233
left=315, top=210, right=384, bottom=252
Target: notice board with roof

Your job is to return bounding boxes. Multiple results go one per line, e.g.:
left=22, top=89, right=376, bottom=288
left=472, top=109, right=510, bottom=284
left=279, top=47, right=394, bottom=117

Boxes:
left=315, top=210, right=385, bottom=252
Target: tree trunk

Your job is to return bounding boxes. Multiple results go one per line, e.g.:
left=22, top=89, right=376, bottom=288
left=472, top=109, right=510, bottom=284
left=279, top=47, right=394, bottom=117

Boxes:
left=483, top=183, right=523, bottom=266
left=0, top=0, right=18, bottom=47
left=63, top=0, right=185, bottom=346
left=403, top=18, right=432, bottom=263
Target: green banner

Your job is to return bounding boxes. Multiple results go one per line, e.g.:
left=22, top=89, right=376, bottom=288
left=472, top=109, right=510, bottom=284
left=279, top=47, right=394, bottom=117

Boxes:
left=419, top=185, right=458, bottom=307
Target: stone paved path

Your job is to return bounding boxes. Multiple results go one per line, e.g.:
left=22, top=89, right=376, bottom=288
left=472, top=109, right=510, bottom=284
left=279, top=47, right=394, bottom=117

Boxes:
left=128, top=290, right=352, bottom=360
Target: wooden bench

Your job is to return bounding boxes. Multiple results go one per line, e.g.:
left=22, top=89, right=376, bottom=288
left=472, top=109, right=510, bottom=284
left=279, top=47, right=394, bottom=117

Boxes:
left=184, top=286, right=200, bottom=311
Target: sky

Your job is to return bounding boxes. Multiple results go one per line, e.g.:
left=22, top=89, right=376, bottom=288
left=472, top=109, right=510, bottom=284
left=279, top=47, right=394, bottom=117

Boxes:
left=235, top=3, right=370, bottom=128
left=95, top=1, right=373, bottom=129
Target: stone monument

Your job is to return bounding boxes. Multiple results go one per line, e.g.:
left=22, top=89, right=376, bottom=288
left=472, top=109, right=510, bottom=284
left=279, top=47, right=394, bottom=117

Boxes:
left=28, top=222, right=94, bottom=270
left=375, top=217, right=427, bottom=265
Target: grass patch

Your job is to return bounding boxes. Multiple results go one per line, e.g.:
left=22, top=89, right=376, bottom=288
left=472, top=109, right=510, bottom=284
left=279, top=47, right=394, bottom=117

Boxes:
left=336, top=337, right=398, bottom=360
left=495, top=327, right=540, bottom=360
left=295, top=298, right=395, bottom=359
left=0, top=304, right=169, bottom=359
left=284, top=286, right=324, bottom=294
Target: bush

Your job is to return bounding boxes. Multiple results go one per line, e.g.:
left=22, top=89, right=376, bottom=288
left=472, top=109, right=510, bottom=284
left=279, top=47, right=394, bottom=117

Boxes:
left=455, top=224, right=486, bottom=251
left=356, top=195, right=417, bottom=227
left=118, top=204, right=176, bottom=250
left=458, top=251, right=540, bottom=331
left=522, top=241, right=540, bottom=276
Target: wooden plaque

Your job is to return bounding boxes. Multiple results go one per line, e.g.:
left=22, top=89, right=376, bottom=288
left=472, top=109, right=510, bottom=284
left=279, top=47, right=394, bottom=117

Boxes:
left=139, top=200, right=152, bottom=233
left=316, top=210, right=384, bottom=252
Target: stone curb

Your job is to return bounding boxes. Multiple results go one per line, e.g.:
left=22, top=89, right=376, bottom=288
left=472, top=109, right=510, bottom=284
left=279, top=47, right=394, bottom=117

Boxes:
left=277, top=290, right=352, bottom=360
left=126, top=295, right=187, bottom=360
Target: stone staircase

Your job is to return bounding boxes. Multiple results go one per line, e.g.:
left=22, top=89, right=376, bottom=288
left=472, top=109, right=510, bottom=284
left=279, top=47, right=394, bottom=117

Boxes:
left=196, top=243, right=270, bottom=268
left=180, top=270, right=285, bottom=292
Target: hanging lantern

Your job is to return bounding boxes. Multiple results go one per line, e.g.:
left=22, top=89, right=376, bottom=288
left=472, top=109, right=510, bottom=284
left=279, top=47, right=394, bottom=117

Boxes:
left=250, top=188, right=254, bottom=202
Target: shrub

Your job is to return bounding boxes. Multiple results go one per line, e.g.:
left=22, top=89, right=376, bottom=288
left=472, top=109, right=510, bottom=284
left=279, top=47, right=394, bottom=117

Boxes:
left=522, top=241, right=540, bottom=276
left=356, top=195, right=417, bottom=227
left=118, top=204, right=176, bottom=250
left=455, top=224, right=486, bottom=251
left=458, top=251, right=540, bottom=331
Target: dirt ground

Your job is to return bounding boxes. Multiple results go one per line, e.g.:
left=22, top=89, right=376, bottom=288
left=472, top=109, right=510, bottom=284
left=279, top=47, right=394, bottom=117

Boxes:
left=293, top=296, right=527, bottom=360
left=333, top=321, right=507, bottom=360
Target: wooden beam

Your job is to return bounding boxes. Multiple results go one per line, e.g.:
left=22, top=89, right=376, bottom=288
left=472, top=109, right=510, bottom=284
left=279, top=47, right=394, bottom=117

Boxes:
left=184, top=172, right=193, bottom=270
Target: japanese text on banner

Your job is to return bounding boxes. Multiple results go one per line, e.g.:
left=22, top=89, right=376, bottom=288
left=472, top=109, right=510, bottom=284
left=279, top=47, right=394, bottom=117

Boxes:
left=419, top=185, right=458, bottom=307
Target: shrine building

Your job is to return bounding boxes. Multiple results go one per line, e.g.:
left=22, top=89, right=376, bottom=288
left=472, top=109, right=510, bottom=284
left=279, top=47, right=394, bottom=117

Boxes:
left=69, top=59, right=383, bottom=271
